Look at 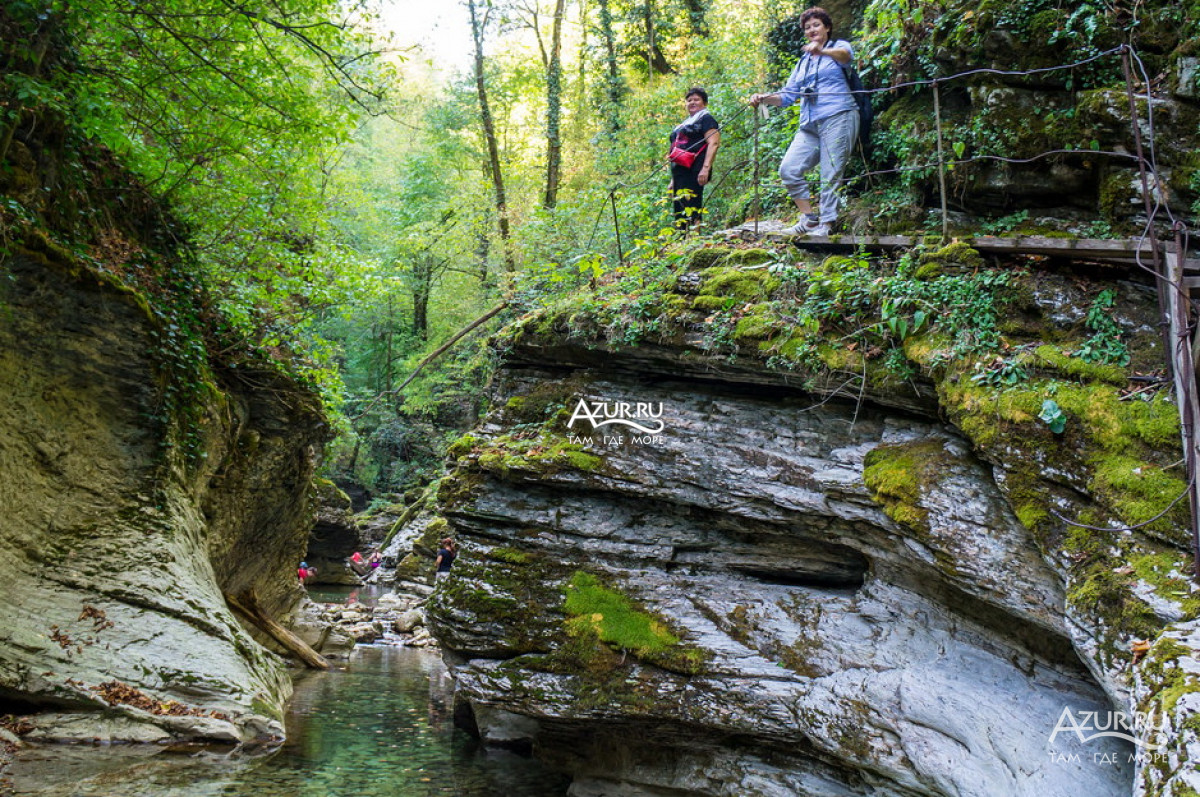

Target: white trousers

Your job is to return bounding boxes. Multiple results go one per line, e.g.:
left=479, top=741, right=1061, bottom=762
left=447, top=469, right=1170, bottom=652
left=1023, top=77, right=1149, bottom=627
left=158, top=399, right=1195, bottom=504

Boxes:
left=778, top=108, right=859, bottom=223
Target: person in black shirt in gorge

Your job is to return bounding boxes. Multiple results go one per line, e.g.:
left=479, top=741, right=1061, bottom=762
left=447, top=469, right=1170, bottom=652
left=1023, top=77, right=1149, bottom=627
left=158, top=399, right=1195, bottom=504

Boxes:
left=434, top=537, right=457, bottom=582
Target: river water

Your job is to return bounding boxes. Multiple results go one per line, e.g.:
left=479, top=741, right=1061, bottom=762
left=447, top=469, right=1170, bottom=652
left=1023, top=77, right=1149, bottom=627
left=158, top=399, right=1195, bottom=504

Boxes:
left=10, top=588, right=570, bottom=796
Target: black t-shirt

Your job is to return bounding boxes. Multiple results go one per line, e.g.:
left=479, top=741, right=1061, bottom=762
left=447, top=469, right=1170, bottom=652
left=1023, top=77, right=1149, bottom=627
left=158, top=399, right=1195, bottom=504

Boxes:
left=436, top=548, right=456, bottom=572
left=670, top=112, right=720, bottom=177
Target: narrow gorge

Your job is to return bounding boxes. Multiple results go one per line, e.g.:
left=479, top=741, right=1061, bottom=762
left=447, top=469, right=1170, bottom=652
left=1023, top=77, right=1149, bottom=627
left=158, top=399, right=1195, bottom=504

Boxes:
left=5, top=0, right=1200, bottom=794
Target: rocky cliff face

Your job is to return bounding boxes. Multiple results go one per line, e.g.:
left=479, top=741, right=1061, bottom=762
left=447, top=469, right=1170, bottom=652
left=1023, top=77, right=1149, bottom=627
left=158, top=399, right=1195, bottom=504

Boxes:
left=304, top=480, right=369, bottom=586
left=0, top=129, right=329, bottom=742
left=428, top=247, right=1196, bottom=795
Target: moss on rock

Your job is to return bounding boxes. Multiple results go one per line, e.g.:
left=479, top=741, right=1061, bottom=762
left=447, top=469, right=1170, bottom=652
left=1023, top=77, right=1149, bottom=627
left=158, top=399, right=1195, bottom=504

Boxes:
left=863, top=440, right=955, bottom=532
left=555, top=570, right=708, bottom=677
left=697, top=266, right=781, bottom=304
left=916, top=241, right=986, bottom=277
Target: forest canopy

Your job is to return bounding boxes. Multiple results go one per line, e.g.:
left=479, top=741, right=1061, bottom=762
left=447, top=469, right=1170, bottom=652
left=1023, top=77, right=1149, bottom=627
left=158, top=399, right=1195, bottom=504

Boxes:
left=4, top=0, right=1197, bottom=498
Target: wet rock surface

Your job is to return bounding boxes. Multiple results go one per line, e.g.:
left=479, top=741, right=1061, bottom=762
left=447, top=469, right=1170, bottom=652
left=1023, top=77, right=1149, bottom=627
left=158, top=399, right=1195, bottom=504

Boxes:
left=312, top=591, right=437, bottom=651
left=304, top=481, right=367, bottom=586
left=429, top=364, right=1138, bottom=795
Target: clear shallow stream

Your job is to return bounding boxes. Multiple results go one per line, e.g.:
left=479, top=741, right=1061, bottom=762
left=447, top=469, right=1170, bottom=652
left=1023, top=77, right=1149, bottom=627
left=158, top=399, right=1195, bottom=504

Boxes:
left=11, top=588, right=570, bottom=796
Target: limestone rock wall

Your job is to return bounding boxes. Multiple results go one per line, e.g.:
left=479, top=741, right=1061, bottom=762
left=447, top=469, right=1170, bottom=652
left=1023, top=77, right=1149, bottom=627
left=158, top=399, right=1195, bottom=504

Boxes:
left=422, top=258, right=1193, bottom=795
left=303, top=480, right=368, bottom=586
left=0, top=243, right=326, bottom=743
left=429, top=370, right=1132, bottom=796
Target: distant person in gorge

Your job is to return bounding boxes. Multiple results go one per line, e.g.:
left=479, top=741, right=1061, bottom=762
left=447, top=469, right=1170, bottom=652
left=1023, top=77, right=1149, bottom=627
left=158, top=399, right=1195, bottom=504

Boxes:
left=668, top=87, right=721, bottom=231
left=434, top=538, right=457, bottom=581
left=750, top=7, right=858, bottom=237
left=368, top=549, right=382, bottom=570
left=348, top=549, right=369, bottom=576
left=298, top=562, right=316, bottom=584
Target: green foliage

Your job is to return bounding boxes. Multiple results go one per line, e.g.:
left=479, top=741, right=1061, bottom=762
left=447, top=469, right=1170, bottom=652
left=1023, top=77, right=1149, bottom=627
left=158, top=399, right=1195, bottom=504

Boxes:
left=0, top=0, right=398, bottom=429
left=782, top=249, right=1013, bottom=368
left=58, top=0, right=389, bottom=342
left=980, top=210, right=1031, bottom=235
left=1038, top=399, right=1067, bottom=433
left=971, top=355, right=1029, bottom=387
left=1076, top=288, right=1130, bottom=366
left=1032, top=344, right=1127, bottom=384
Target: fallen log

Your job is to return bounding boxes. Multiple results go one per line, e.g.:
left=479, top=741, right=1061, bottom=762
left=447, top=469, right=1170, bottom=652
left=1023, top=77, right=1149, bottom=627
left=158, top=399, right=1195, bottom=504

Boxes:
left=225, top=589, right=329, bottom=670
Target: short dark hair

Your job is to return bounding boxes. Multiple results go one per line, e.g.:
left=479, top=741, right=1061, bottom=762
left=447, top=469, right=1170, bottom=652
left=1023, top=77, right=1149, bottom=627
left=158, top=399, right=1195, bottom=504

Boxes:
left=800, top=7, right=834, bottom=39
left=684, top=87, right=708, bottom=104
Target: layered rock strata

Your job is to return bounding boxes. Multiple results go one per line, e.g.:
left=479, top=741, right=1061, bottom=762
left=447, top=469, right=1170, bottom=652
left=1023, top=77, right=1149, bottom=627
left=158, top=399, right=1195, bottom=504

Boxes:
left=426, top=258, right=1189, bottom=795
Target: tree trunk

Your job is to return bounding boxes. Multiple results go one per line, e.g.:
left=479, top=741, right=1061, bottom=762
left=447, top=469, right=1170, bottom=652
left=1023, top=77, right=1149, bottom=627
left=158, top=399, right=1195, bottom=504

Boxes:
left=642, top=0, right=673, bottom=76
left=226, top=591, right=328, bottom=670
left=681, top=0, right=709, bottom=37
left=476, top=227, right=492, bottom=287
left=467, top=0, right=516, bottom=273
left=384, top=296, right=394, bottom=389
left=576, top=0, right=589, bottom=111
left=596, top=0, right=622, bottom=134
left=412, top=256, right=431, bottom=341
left=543, top=0, right=567, bottom=209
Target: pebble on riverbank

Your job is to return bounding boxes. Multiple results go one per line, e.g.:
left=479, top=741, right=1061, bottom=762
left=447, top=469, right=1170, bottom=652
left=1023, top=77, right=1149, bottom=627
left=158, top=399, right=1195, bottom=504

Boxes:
left=318, top=591, right=436, bottom=649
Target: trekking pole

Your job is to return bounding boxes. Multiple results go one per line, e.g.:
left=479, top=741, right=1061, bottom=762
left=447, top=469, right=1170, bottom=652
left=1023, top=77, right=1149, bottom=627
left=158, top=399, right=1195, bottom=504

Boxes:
left=753, top=103, right=761, bottom=237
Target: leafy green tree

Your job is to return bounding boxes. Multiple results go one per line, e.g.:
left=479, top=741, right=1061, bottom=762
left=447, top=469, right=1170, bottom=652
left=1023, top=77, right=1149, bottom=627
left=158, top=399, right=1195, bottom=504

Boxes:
left=593, top=0, right=626, bottom=133
left=3, top=0, right=392, bottom=395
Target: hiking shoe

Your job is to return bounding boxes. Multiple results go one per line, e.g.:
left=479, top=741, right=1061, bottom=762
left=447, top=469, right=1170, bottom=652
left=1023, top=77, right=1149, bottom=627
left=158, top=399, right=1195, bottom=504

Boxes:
left=808, top=223, right=832, bottom=237
left=785, top=214, right=820, bottom=235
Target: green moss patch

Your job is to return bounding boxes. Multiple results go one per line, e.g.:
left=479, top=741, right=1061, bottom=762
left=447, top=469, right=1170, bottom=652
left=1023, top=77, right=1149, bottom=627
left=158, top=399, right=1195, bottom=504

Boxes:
left=916, top=241, right=986, bottom=277
left=1091, top=455, right=1188, bottom=532
left=863, top=440, right=953, bottom=532
left=471, top=433, right=602, bottom=477
left=732, top=303, right=777, bottom=342
left=486, top=546, right=534, bottom=565
left=697, top=266, right=781, bottom=304
left=500, top=379, right=586, bottom=427
left=1032, top=345, right=1127, bottom=385
left=561, top=571, right=707, bottom=676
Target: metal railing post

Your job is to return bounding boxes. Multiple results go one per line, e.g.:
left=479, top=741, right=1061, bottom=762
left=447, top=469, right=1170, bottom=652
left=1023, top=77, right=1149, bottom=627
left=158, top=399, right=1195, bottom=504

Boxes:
left=610, top=191, right=624, bottom=264
left=932, top=79, right=950, bottom=242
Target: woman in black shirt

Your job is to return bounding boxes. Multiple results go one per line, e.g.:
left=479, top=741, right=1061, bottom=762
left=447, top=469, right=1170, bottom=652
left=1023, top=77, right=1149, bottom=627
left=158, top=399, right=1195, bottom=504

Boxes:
left=668, top=87, right=721, bottom=230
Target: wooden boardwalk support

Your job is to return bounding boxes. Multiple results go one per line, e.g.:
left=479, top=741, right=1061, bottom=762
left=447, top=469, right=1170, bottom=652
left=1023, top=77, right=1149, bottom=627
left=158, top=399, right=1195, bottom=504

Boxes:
left=1164, top=249, right=1200, bottom=579
left=718, top=221, right=1200, bottom=274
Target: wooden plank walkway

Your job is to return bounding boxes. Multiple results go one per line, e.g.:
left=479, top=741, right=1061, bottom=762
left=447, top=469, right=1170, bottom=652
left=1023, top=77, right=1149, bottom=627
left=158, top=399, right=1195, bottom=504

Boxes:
left=718, top=220, right=1200, bottom=275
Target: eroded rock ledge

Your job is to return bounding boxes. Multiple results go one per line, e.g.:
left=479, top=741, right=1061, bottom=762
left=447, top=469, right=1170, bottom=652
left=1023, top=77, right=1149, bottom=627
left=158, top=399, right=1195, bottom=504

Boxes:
left=428, top=252, right=1194, bottom=796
